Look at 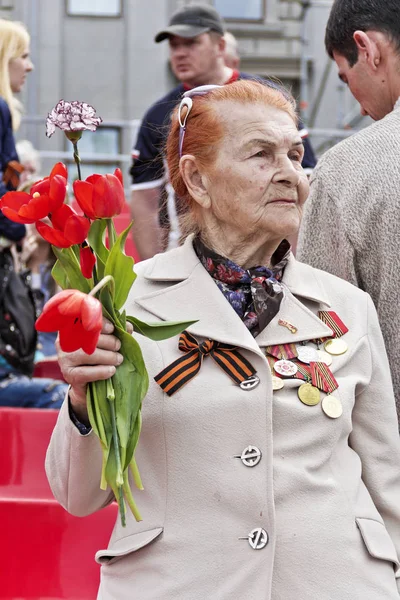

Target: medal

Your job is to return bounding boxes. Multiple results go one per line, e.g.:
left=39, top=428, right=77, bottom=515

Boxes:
left=318, top=311, right=349, bottom=337
left=310, top=361, right=339, bottom=394
left=266, top=343, right=297, bottom=360
left=296, top=345, right=319, bottom=364
left=274, top=359, right=297, bottom=377
left=272, top=376, right=284, bottom=391
left=322, top=395, right=343, bottom=419
left=316, top=350, right=333, bottom=366
left=324, top=339, right=348, bottom=356
left=298, top=383, right=321, bottom=406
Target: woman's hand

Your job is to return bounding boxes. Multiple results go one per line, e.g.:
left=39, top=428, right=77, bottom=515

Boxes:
left=57, top=319, right=124, bottom=425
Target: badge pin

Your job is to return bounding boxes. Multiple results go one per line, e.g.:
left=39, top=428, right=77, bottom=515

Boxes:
left=278, top=319, right=298, bottom=334
left=240, top=375, right=260, bottom=390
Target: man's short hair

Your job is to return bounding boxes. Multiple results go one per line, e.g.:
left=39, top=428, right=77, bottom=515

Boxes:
left=325, top=0, right=400, bottom=66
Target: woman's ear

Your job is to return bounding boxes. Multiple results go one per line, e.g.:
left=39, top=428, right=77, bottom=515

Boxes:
left=179, top=155, right=211, bottom=209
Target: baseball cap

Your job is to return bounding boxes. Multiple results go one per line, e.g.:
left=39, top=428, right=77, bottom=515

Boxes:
left=155, top=4, right=225, bottom=43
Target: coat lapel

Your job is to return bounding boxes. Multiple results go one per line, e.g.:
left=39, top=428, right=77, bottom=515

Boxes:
left=255, top=255, right=333, bottom=347
left=134, top=236, right=335, bottom=356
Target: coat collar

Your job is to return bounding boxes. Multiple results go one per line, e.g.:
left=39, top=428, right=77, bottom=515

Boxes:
left=135, top=236, right=334, bottom=357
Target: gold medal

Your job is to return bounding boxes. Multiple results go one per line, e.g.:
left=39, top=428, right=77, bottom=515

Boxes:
left=324, top=339, right=348, bottom=356
left=316, top=350, right=333, bottom=367
left=322, top=395, right=343, bottom=419
left=272, top=376, right=284, bottom=391
left=298, top=383, right=321, bottom=406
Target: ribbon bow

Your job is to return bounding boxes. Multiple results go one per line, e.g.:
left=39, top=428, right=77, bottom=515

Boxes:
left=154, top=331, right=257, bottom=396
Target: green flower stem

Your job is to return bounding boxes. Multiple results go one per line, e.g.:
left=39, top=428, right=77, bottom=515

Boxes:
left=72, top=141, right=82, bottom=180
left=106, top=218, right=116, bottom=249
left=107, top=378, right=124, bottom=487
left=89, top=274, right=114, bottom=298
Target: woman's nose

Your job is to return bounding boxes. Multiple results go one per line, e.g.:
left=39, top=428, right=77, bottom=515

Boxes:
left=26, top=58, right=34, bottom=72
left=273, top=158, right=301, bottom=187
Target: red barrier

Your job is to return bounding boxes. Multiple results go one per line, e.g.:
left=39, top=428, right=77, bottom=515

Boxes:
left=0, top=407, right=117, bottom=599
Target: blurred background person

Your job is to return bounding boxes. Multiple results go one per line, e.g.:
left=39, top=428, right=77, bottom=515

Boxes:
left=0, top=18, right=33, bottom=246
left=16, top=139, right=41, bottom=185
left=223, top=31, right=240, bottom=69
left=297, top=0, right=400, bottom=426
left=0, top=20, right=66, bottom=408
left=130, top=4, right=317, bottom=260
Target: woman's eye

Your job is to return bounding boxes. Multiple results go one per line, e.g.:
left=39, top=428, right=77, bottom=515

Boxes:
left=254, top=150, right=266, bottom=158
left=289, top=153, right=301, bottom=162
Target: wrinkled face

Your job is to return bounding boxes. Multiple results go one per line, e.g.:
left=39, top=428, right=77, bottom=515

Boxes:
left=9, top=46, right=33, bottom=93
left=203, top=102, right=309, bottom=241
left=333, top=51, right=392, bottom=120
left=169, top=33, right=221, bottom=86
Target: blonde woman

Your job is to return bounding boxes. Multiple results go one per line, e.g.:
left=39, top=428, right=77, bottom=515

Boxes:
left=0, top=18, right=33, bottom=243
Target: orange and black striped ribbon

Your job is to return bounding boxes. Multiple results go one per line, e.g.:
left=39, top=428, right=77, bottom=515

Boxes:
left=154, top=331, right=257, bottom=397
left=310, top=361, right=338, bottom=393
left=3, top=160, right=24, bottom=189
left=266, top=343, right=298, bottom=360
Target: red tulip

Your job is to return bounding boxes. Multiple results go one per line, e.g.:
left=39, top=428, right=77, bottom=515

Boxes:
left=35, top=289, right=103, bottom=354
left=80, top=242, right=96, bottom=278
left=0, top=162, right=68, bottom=224
left=73, top=168, right=125, bottom=219
left=36, top=204, right=90, bottom=248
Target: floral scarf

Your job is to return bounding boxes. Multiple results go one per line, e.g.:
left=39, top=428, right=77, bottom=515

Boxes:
left=194, top=237, right=290, bottom=336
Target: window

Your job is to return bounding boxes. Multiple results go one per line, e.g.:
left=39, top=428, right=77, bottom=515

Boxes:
left=214, top=0, right=264, bottom=21
left=66, top=127, right=121, bottom=182
left=66, top=0, right=121, bottom=17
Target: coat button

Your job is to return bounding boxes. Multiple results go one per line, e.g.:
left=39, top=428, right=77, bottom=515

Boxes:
left=239, top=527, right=269, bottom=550
left=235, top=445, right=262, bottom=467
left=240, top=375, right=260, bottom=390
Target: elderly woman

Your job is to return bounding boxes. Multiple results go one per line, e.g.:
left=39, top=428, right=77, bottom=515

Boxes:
left=46, top=80, right=400, bottom=599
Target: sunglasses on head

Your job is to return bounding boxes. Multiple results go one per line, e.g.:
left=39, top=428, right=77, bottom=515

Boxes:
left=178, top=84, right=223, bottom=158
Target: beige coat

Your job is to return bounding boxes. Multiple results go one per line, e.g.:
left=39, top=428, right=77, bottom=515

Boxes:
left=46, top=236, right=400, bottom=600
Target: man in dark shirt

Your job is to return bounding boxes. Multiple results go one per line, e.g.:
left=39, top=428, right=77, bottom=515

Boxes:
left=130, top=4, right=316, bottom=259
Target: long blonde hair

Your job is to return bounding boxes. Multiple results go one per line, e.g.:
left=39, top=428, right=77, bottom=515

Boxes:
left=0, top=19, right=30, bottom=131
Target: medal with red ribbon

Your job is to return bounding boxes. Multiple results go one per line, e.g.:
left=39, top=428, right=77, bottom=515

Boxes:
left=265, top=343, right=298, bottom=360
left=313, top=311, right=349, bottom=355
left=295, top=362, right=311, bottom=382
left=309, top=361, right=338, bottom=394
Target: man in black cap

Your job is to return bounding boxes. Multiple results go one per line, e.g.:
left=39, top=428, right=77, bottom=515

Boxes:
left=130, top=4, right=316, bottom=259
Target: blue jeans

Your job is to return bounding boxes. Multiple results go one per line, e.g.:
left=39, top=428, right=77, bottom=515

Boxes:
left=0, top=373, right=67, bottom=409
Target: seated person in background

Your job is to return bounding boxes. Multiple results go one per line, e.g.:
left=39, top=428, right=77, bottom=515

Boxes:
left=15, top=139, right=41, bottom=185
left=17, top=223, right=58, bottom=360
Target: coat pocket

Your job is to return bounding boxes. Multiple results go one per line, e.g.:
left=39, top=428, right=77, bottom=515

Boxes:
left=356, top=518, right=400, bottom=572
left=95, top=527, right=163, bottom=566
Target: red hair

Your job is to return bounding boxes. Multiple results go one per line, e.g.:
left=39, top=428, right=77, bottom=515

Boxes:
left=166, top=79, right=297, bottom=236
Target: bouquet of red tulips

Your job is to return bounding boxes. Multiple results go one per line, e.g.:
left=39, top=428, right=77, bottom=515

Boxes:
left=1, top=101, right=194, bottom=526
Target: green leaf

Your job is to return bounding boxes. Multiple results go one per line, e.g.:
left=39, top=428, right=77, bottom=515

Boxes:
left=52, top=246, right=91, bottom=293
left=126, top=316, right=198, bottom=341
left=104, top=224, right=136, bottom=310
left=51, top=258, right=70, bottom=290
left=88, top=219, right=109, bottom=265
